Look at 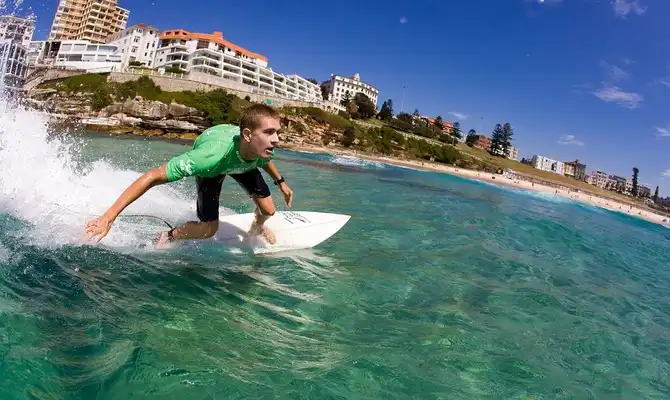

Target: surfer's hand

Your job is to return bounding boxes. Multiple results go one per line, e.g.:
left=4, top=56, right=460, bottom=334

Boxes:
left=85, top=215, right=113, bottom=242
left=279, top=183, right=293, bottom=208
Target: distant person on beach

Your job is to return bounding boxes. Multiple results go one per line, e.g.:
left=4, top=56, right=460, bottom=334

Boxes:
left=84, top=104, right=294, bottom=248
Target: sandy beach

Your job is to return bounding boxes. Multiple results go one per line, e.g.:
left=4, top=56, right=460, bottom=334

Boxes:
left=282, top=144, right=670, bottom=228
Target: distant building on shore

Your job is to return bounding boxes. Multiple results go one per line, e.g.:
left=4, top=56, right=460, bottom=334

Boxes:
left=325, top=73, right=379, bottom=107
left=472, top=135, right=491, bottom=151
left=0, top=38, right=29, bottom=89
left=506, top=146, right=518, bottom=161
left=48, top=0, right=129, bottom=44
left=639, top=185, right=651, bottom=198
left=590, top=171, right=608, bottom=188
left=105, top=23, right=160, bottom=68
left=564, top=159, right=587, bottom=181
left=421, top=116, right=453, bottom=134
left=153, top=29, right=321, bottom=103
left=531, top=155, right=564, bottom=175
left=0, top=15, right=35, bottom=47
left=0, top=15, right=32, bottom=90
left=27, top=40, right=122, bottom=72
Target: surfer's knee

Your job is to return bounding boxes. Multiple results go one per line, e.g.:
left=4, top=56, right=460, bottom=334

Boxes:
left=254, top=196, right=276, bottom=216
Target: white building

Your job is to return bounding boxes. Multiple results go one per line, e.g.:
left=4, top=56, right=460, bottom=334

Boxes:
left=0, top=39, right=28, bottom=89
left=506, top=146, right=519, bottom=161
left=531, top=155, right=564, bottom=175
left=326, top=73, right=378, bottom=107
left=590, top=171, right=608, bottom=188
left=27, top=40, right=122, bottom=72
left=105, top=23, right=159, bottom=68
left=153, top=29, right=321, bottom=102
left=0, top=15, right=35, bottom=47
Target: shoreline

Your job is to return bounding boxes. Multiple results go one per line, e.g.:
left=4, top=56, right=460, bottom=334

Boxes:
left=281, top=143, right=670, bottom=228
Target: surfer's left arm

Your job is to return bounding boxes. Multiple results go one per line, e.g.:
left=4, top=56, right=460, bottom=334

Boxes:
left=262, top=161, right=293, bottom=208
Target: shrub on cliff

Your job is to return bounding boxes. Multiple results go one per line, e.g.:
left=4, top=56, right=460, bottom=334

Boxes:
left=289, top=107, right=352, bottom=131
left=60, top=73, right=108, bottom=93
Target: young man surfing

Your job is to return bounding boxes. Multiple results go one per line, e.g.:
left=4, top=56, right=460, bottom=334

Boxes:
left=84, top=104, right=293, bottom=248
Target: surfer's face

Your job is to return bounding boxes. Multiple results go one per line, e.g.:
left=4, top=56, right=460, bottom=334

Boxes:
left=245, top=116, right=281, bottom=159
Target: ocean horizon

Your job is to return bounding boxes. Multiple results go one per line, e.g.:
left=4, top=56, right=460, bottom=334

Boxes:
left=0, top=103, right=669, bottom=399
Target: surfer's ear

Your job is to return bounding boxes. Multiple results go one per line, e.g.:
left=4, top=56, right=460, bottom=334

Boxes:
left=241, top=128, right=252, bottom=142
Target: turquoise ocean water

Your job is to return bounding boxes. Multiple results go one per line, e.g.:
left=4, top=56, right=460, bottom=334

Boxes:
left=0, top=112, right=669, bottom=398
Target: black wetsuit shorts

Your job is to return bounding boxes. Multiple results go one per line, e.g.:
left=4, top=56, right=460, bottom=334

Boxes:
left=196, top=168, right=271, bottom=222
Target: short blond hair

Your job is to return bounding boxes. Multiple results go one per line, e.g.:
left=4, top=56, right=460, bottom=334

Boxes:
left=240, top=104, right=280, bottom=132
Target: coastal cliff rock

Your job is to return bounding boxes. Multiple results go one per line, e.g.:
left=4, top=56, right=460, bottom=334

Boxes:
left=26, top=90, right=209, bottom=136
left=279, top=115, right=344, bottom=146
left=25, top=88, right=347, bottom=146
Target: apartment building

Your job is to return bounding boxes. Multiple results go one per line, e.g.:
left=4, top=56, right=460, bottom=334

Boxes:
left=564, top=159, right=587, bottom=181
left=0, top=15, right=35, bottom=47
left=325, top=73, right=379, bottom=107
left=472, top=135, right=491, bottom=151
left=105, top=23, right=159, bottom=68
left=506, top=146, right=518, bottom=161
left=0, top=39, right=29, bottom=88
left=531, top=155, right=565, bottom=175
left=48, top=0, right=129, bottom=44
left=154, top=29, right=321, bottom=102
left=27, top=40, right=122, bottom=72
left=590, top=171, right=608, bottom=188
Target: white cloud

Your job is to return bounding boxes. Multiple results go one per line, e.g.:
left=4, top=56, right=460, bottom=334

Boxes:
left=558, top=134, right=585, bottom=146
left=399, top=16, right=407, bottom=24
left=655, top=125, right=670, bottom=137
left=592, top=84, right=643, bottom=109
left=448, top=112, right=468, bottom=120
left=600, top=61, right=628, bottom=83
left=612, top=0, right=647, bottom=18
left=662, top=170, right=670, bottom=178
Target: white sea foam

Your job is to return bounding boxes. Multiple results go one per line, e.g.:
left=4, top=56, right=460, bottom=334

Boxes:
left=0, top=99, right=234, bottom=249
left=331, top=155, right=385, bottom=169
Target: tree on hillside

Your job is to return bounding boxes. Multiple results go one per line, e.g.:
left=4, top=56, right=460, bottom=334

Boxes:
left=466, top=129, right=477, bottom=146
left=501, top=123, right=514, bottom=157
left=632, top=167, right=639, bottom=197
left=434, top=116, right=444, bottom=131
left=340, top=90, right=352, bottom=107
left=306, top=78, right=318, bottom=85
left=451, top=121, right=462, bottom=142
left=342, top=125, right=356, bottom=147
left=352, top=92, right=376, bottom=119
left=320, top=81, right=330, bottom=101
left=396, top=112, right=412, bottom=124
left=489, top=124, right=504, bottom=156
left=653, top=186, right=659, bottom=203
left=412, top=109, right=420, bottom=119
left=378, top=99, right=394, bottom=121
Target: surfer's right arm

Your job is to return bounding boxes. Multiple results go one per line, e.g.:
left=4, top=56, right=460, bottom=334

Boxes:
left=85, top=164, right=170, bottom=242
left=85, top=144, right=220, bottom=242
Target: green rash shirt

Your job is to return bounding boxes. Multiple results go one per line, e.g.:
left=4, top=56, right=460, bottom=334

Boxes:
left=165, top=124, right=273, bottom=182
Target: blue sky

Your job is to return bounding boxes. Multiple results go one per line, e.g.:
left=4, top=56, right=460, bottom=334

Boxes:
left=8, top=0, right=670, bottom=194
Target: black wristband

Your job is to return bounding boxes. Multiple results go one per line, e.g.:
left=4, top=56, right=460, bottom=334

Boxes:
left=273, top=177, right=285, bottom=186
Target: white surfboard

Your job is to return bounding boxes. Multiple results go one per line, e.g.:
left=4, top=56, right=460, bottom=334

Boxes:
left=211, top=211, right=351, bottom=254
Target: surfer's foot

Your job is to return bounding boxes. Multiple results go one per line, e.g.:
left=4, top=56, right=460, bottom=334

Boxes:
left=249, top=224, right=276, bottom=245
left=154, top=230, right=176, bottom=250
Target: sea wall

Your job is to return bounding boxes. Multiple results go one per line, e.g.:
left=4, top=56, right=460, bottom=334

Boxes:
left=107, top=71, right=324, bottom=109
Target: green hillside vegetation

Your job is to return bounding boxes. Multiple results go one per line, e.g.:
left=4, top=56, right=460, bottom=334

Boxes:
left=42, top=74, right=249, bottom=125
